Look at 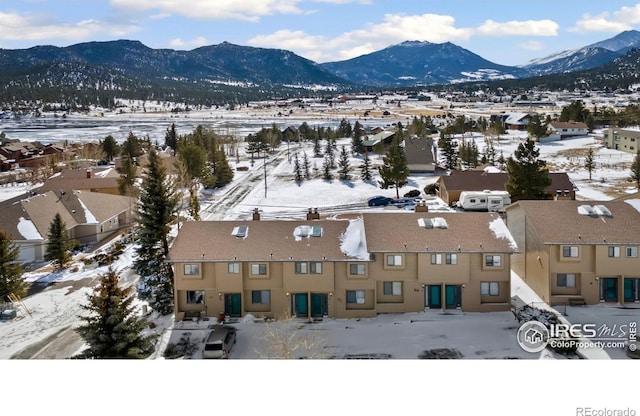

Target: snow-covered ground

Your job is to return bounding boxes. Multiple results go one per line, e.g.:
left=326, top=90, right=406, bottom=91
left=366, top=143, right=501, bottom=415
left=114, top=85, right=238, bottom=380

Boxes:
left=2, top=110, right=639, bottom=416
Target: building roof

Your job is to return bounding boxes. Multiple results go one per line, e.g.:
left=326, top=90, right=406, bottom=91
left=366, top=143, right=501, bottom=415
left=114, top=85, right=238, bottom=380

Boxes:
left=168, top=219, right=356, bottom=262
left=39, top=168, right=120, bottom=192
left=403, top=136, right=435, bottom=165
left=439, top=171, right=575, bottom=193
left=506, top=200, right=640, bottom=245
left=549, top=121, right=588, bottom=130
left=362, top=212, right=517, bottom=253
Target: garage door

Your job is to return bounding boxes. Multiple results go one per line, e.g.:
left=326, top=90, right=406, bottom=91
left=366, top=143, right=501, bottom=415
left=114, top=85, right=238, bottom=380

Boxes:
left=18, top=244, right=35, bottom=263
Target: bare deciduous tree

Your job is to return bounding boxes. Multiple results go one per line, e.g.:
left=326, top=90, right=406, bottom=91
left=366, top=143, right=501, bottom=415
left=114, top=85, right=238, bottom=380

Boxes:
left=255, top=313, right=328, bottom=359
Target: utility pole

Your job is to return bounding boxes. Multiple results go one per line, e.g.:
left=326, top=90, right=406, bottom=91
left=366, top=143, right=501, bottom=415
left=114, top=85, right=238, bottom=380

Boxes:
left=264, top=151, right=267, bottom=198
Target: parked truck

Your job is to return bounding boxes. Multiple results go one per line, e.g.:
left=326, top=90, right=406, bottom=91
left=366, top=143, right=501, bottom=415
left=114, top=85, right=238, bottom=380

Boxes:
left=456, top=190, right=511, bottom=212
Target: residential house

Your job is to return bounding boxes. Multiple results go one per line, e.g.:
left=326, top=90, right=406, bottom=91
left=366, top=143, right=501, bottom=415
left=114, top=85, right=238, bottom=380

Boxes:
left=362, top=130, right=396, bottom=153
left=437, top=170, right=576, bottom=206
left=0, top=190, right=136, bottom=263
left=39, top=167, right=121, bottom=195
left=545, top=121, right=589, bottom=142
left=505, top=200, right=640, bottom=306
left=404, top=136, right=436, bottom=173
left=603, top=127, right=640, bottom=154
left=166, top=211, right=517, bottom=321
left=503, top=113, right=535, bottom=131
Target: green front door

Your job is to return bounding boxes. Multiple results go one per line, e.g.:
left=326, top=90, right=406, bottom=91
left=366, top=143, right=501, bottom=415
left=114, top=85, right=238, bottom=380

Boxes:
left=224, top=294, right=241, bottom=317
left=600, top=278, right=618, bottom=302
left=293, top=293, right=308, bottom=317
left=624, top=278, right=639, bottom=302
left=310, top=293, right=328, bottom=317
left=445, top=285, right=461, bottom=309
left=426, top=285, right=441, bottom=309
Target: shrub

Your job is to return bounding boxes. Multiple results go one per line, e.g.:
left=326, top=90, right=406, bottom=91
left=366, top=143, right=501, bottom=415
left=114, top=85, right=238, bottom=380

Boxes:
left=424, top=183, right=439, bottom=195
left=404, top=189, right=421, bottom=198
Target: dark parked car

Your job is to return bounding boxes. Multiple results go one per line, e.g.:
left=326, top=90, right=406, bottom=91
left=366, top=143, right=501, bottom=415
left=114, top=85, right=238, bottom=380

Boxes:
left=367, top=196, right=392, bottom=206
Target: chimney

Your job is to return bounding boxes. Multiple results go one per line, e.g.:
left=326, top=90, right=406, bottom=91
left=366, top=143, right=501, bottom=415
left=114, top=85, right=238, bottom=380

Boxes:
left=252, top=208, right=260, bottom=221
left=307, top=207, right=320, bottom=220
left=415, top=200, right=429, bottom=212
left=86, top=170, right=92, bottom=179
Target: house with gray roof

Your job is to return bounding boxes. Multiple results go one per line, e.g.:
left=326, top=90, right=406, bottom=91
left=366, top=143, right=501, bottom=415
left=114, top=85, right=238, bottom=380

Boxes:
left=403, top=136, right=436, bottom=172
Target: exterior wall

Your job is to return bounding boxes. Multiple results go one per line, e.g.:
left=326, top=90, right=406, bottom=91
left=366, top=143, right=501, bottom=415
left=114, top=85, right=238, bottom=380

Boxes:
left=547, top=244, right=597, bottom=305
left=17, top=240, right=43, bottom=263
left=407, top=163, right=435, bottom=173
left=604, top=127, right=640, bottom=154
left=72, top=224, right=101, bottom=244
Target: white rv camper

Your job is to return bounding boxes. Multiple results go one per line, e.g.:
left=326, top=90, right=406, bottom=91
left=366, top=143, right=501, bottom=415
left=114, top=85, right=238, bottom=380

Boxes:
left=456, top=190, right=511, bottom=212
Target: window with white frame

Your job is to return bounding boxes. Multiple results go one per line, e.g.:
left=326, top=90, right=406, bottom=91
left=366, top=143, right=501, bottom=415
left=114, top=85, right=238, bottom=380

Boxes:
left=383, top=281, right=402, bottom=296
left=183, top=264, right=200, bottom=276
left=430, top=254, right=442, bottom=265
left=310, top=262, right=323, bottom=274
left=349, top=264, right=365, bottom=275
left=228, top=262, right=240, bottom=274
left=480, top=282, right=499, bottom=296
left=386, top=255, right=403, bottom=266
left=445, top=253, right=457, bottom=265
left=251, top=263, right=267, bottom=275
left=346, top=290, right=365, bottom=304
left=626, top=247, right=638, bottom=258
left=562, top=246, right=579, bottom=258
left=186, top=290, right=204, bottom=304
left=295, top=261, right=308, bottom=274
left=557, top=273, right=576, bottom=288
left=251, top=290, right=270, bottom=304
left=608, top=246, right=621, bottom=258
left=485, top=255, right=501, bottom=267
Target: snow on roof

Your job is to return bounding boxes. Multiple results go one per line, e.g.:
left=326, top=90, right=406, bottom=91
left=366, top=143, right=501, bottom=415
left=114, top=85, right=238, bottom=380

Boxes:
left=625, top=198, right=640, bottom=213
left=17, top=217, right=43, bottom=240
left=93, top=168, right=113, bottom=178
left=339, top=217, right=369, bottom=260
left=77, top=198, right=99, bottom=224
left=489, top=217, right=518, bottom=250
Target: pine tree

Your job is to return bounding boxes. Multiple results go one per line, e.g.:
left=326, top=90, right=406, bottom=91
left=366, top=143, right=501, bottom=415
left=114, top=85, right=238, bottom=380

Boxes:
left=117, top=156, right=137, bottom=197
left=378, top=139, right=409, bottom=199
left=325, top=138, right=335, bottom=168
left=45, top=213, right=71, bottom=269
left=360, top=151, right=372, bottom=181
left=165, top=123, right=178, bottom=155
left=631, top=150, right=640, bottom=190
left=121, top=131, right=142, bottom=164
left=134, top=147, right=179, bottom=315
left=338, top=145, right=350, bottom=180
left=322, top=156, right=332, bottom=180
left=76, top=266, right=156, bottom=359
left=313, top=137, right=322, bottom=157
left=505, top=138, right=552, bottom=200
left=293, top=152, right=303, bottom=182
left=101, top=135, right=119, bottom=162
left=351, top=121, right=365, bottom=155
left=438, top=131, right=458, bottom=169
left=213, top=146, right=234, bottom=187
left=484, top=138, right=497, bottom=166
left=585, top=147, right=596, bottom=182
left=302, top=152, right=311, bottom=179
left=0, top=228, right=27, bottom=301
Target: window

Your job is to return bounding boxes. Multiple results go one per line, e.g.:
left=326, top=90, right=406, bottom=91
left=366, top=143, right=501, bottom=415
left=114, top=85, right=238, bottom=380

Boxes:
left=430, top=254, right=442, bottom=265
left=562, top=246, right=579, bottom=258
left=485, top=255, right=501, bottom=267
left=186, top=290, right=204, bottom=304
left=310, top=262, right=323, bottom=274
left=350, top=264, right=365, bottom=275
left=386, top=255, right=402, bottom=266
left=480, top=282, right=499, bottom=296
left=251, top=290, right=270, bottom=304
left=183, top=264, right=199, bottom=276
left=251, top=263, right=267, bottom=275
left=228, top=262, right=240, bottom=274
left=445, top=253, right=457, bottom=265
left=295, top=262, right=308, bottom=274
left=608, top=246, right=621, bottom=258
left=346, top=290, right=365, bottom=304
left=626, top=247, right=638, bottom=258
left=383, top=282, right=402, bottom=296
left=557, top=274, right=576, bottom=288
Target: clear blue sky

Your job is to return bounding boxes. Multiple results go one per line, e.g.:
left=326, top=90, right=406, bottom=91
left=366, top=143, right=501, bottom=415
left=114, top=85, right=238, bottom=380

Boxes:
left=2, top=0, right=640, bottom=66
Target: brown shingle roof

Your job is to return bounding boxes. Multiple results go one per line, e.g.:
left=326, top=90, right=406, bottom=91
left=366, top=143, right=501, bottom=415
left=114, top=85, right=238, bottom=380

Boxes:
left=39, top=168, right=120, bottom=192
left=362, top=212, right=516, bottom=253
left=507, top=200, right=640, bottom=245
left=440, top=171, right=575, bottom=193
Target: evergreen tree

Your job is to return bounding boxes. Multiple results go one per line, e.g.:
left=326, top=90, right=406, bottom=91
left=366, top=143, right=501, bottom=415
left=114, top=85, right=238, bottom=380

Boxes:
left=313, top=137, right=322, bottom=157
left=101, top=135, right=119, bottom=162
left=337, top=118, right=352, bottom=137
left=351, top=121, right=364, bottom=154
left=121, top=131, right=143, bottom=164
left=324, top=138, right=335, bottom=168
left=378, top=139, right=409, bottom=199
left=45, top=213, right=71, bottom=269
left=526, top=114, right=549, bottom=141
left=164, top=123, right=178, bottom=155
left=438, top=131, right=458, bottom=169
left=360, top=152, right=372, bottom=181
left=293, top=152, right=303, bottom=182
left=322, top=156, right=332, bottom=180
left=76, top=266, right=156, bottom=359
left=338, top=145, right=350, bottom=180
left=134, top=147, right=179, bottom=315
left=631, top=150, right=640, bottom=190
left=484, top=138, right=497, bottom=166
left=505, top=138, right=552, bottom=200
left=0, top=228, right=27, bottom=301
left=117, top=156, right=137, bottom=197
left=585, top=147, right=596, bottom=182
left=213, top=146, right=234, bottom=187
left=302, top=152, right=311, bottom=180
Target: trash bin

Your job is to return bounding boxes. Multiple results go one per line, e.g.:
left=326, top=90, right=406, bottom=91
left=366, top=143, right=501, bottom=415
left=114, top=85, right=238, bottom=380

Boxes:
left=218, top=312, right=225, bottom=323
